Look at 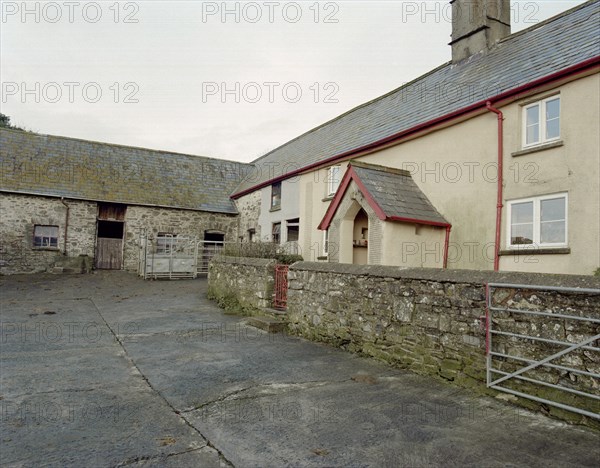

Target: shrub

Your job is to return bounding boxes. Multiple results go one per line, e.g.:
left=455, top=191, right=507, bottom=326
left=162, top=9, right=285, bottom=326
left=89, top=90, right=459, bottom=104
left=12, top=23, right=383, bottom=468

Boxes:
left=594, top=267, right=600, bottom=277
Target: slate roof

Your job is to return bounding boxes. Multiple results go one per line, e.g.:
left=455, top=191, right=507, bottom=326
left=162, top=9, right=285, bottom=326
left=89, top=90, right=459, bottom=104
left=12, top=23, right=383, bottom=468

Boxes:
left=319, top=161, right=449, bottom=229
left=233, top=0, right=600, bottom=197
left=0, top=129, right=251, bottom=214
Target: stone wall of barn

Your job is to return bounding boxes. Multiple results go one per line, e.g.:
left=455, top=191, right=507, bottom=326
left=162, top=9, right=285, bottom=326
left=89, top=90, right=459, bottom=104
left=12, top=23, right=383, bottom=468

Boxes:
left=0, top=192, right=239, bottom=274
left=0, top=193, right=97, bottom=274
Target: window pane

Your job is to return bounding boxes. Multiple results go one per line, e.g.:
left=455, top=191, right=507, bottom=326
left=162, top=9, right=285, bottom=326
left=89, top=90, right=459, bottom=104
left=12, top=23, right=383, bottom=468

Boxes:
left=546, top=98, right=560, bottom=120
left=541, top=221, right=565, bottom=244
left=541, top=198, right=565, bottom=222
left=546, top=117, right=560, bottom=140
left=526, top=124, right=539, bottom=145
left=511, top=223, right=533, bottom=245
left=328, top=166, right=341, bottom=195
left=271, top=183, right=281, bottom=208
left=511, top=202, right=533, bottom=224
left=34, top=225, right=58, bottom=247
left=526, top=105, right=539, bottom=144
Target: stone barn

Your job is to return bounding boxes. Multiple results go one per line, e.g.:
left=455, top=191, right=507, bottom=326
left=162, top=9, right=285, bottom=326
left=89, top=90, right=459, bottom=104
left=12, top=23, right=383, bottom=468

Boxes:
left=0, top=128, right=251, bottom=275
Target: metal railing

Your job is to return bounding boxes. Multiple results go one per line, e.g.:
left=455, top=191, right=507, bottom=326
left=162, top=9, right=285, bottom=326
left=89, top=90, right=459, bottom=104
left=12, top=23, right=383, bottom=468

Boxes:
left=485, top=282, right=600, bottom=420
left=273, top=264, right=289, bottom=310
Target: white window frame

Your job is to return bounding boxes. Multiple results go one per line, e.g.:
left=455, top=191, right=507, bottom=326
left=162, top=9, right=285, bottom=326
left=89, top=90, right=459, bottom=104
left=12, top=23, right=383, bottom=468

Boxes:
left=33, top=225, right=59, bottom=249
left=522, top=95, right=561, bottom=148
left=326, top=165, right=341, bottom=197
left=506, top=193, right=568, bottom=249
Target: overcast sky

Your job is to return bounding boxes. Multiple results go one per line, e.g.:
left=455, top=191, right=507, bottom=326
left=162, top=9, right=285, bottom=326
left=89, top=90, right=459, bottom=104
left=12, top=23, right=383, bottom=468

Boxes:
left=1, top=1, right=587, bottom=162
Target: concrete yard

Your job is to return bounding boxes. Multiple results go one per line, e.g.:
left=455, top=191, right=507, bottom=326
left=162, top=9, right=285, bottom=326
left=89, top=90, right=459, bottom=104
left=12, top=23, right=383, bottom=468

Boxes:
left=0, top=272, right=598, bottom=467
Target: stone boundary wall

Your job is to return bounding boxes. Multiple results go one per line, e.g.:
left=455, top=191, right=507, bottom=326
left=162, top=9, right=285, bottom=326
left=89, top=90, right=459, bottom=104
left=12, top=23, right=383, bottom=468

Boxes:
left=207, top=256, right=275, bottom=315
left=287, top=262, right=600, bottom=426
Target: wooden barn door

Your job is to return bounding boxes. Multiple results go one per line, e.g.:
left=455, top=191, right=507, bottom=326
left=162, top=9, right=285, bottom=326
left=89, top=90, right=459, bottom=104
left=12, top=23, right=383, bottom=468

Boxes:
left=95, top=203, right=126, bottom=270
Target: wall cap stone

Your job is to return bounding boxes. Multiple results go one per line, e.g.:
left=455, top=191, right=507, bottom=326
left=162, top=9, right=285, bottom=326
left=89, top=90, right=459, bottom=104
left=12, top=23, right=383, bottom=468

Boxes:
left=212, top=255, right=276, bottom=268
left=289, top=262, right=600, bottom=289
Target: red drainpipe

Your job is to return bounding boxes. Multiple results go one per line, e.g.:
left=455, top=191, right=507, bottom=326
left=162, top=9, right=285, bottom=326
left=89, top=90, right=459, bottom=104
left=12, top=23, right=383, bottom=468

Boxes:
left=443, top=225, right=451, bottom=269
left=486, top=101, right=503, bottom=271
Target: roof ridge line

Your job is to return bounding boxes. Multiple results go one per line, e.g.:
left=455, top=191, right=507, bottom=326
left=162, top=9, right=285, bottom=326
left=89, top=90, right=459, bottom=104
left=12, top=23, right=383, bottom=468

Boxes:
left=349, top=160, right=411, bottom=177
left=249, top=61, right=452, bottom=165
left=0, top=127, right=249, bottom=167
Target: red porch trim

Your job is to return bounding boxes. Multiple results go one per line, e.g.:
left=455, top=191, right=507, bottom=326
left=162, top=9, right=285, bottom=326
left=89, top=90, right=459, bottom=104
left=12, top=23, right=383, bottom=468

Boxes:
left=318, top=164, right=451, bottom=231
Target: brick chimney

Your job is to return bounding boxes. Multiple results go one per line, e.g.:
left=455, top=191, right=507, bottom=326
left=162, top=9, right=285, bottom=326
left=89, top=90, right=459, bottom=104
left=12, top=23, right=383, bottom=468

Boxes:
left=450, top=0, right=511, bottom=63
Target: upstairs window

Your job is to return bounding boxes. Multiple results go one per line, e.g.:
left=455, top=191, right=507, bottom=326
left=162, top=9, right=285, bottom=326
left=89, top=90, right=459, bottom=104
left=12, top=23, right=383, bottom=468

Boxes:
left=523, top=96, right=560, bottom=147
left=271, top=182, right=281, bottom=210
left=327, top=165, right=341, bottom=197
left=508, top=193, right=567, bottom=248
left=33, top=225, right=59, bottom=248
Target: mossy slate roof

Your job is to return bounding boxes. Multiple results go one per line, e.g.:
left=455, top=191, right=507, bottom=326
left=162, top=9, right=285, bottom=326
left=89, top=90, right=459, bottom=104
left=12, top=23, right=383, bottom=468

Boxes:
left=351, top=162, right=448, bottom=225
left=233, top=0, right=600, bottom=195
left=0, top=129, right=251, bottom=214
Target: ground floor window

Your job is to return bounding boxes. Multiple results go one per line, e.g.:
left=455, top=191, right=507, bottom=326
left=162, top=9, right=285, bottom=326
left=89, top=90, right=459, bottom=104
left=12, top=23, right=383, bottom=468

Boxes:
left=33, top=225, right=59, bottom=248
left=286, top=218, right=299, bottom=242
left=507, top=193, right=567, bottom=248
left=272, top=223, right=281, bottom=244
left=248, top=228, right=256, bottom=242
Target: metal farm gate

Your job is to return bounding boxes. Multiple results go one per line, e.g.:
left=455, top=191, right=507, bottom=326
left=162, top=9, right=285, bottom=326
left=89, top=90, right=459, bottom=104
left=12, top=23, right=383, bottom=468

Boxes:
left=138, top=232, right=199, bottom=279
left=485, top=283, right=600, bottom=420
left=138, top=231, right=229, bottom=279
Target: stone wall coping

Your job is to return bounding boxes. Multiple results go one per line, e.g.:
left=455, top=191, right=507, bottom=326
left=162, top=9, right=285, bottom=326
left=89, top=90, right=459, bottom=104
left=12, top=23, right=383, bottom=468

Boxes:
left=290, top=262, right=600, bottom=289
left=212, top=255, right=276, bottom=268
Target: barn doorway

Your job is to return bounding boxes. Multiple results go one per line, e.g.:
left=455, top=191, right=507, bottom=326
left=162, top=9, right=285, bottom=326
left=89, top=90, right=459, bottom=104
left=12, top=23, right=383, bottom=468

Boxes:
left=95, top=203, right=126, bottom=270
left=201, top=230, right=225, bottom=273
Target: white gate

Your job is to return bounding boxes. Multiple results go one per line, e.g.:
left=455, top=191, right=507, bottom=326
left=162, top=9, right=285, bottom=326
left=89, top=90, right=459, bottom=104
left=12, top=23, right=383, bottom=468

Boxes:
left=138, top=231, right=230, bottom=279
left=138, top=232, right=199, bottom=279
left=485, top=283, right=600, bottom=420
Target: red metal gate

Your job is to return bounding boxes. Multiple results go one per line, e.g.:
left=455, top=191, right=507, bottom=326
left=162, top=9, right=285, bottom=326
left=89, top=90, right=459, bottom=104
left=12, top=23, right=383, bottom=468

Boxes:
left=273, top=264, right=289, bottom=310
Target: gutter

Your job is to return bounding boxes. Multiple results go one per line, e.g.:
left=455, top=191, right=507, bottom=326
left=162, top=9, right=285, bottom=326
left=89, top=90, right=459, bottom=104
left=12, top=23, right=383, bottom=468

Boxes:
left=60, top=197, right=70, bottom=256
left=485, top=102, right=504, bottom=272
left=231, top=56, right=600, bottom=199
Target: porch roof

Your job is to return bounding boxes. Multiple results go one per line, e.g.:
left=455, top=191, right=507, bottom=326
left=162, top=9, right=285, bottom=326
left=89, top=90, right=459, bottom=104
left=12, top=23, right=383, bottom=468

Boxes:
left=318, top=161, right=449, bottom=230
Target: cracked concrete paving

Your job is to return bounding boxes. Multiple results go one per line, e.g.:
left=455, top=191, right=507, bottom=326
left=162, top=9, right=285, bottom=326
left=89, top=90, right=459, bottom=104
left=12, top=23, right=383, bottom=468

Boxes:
left=1, top=272, right=599, bottom=467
